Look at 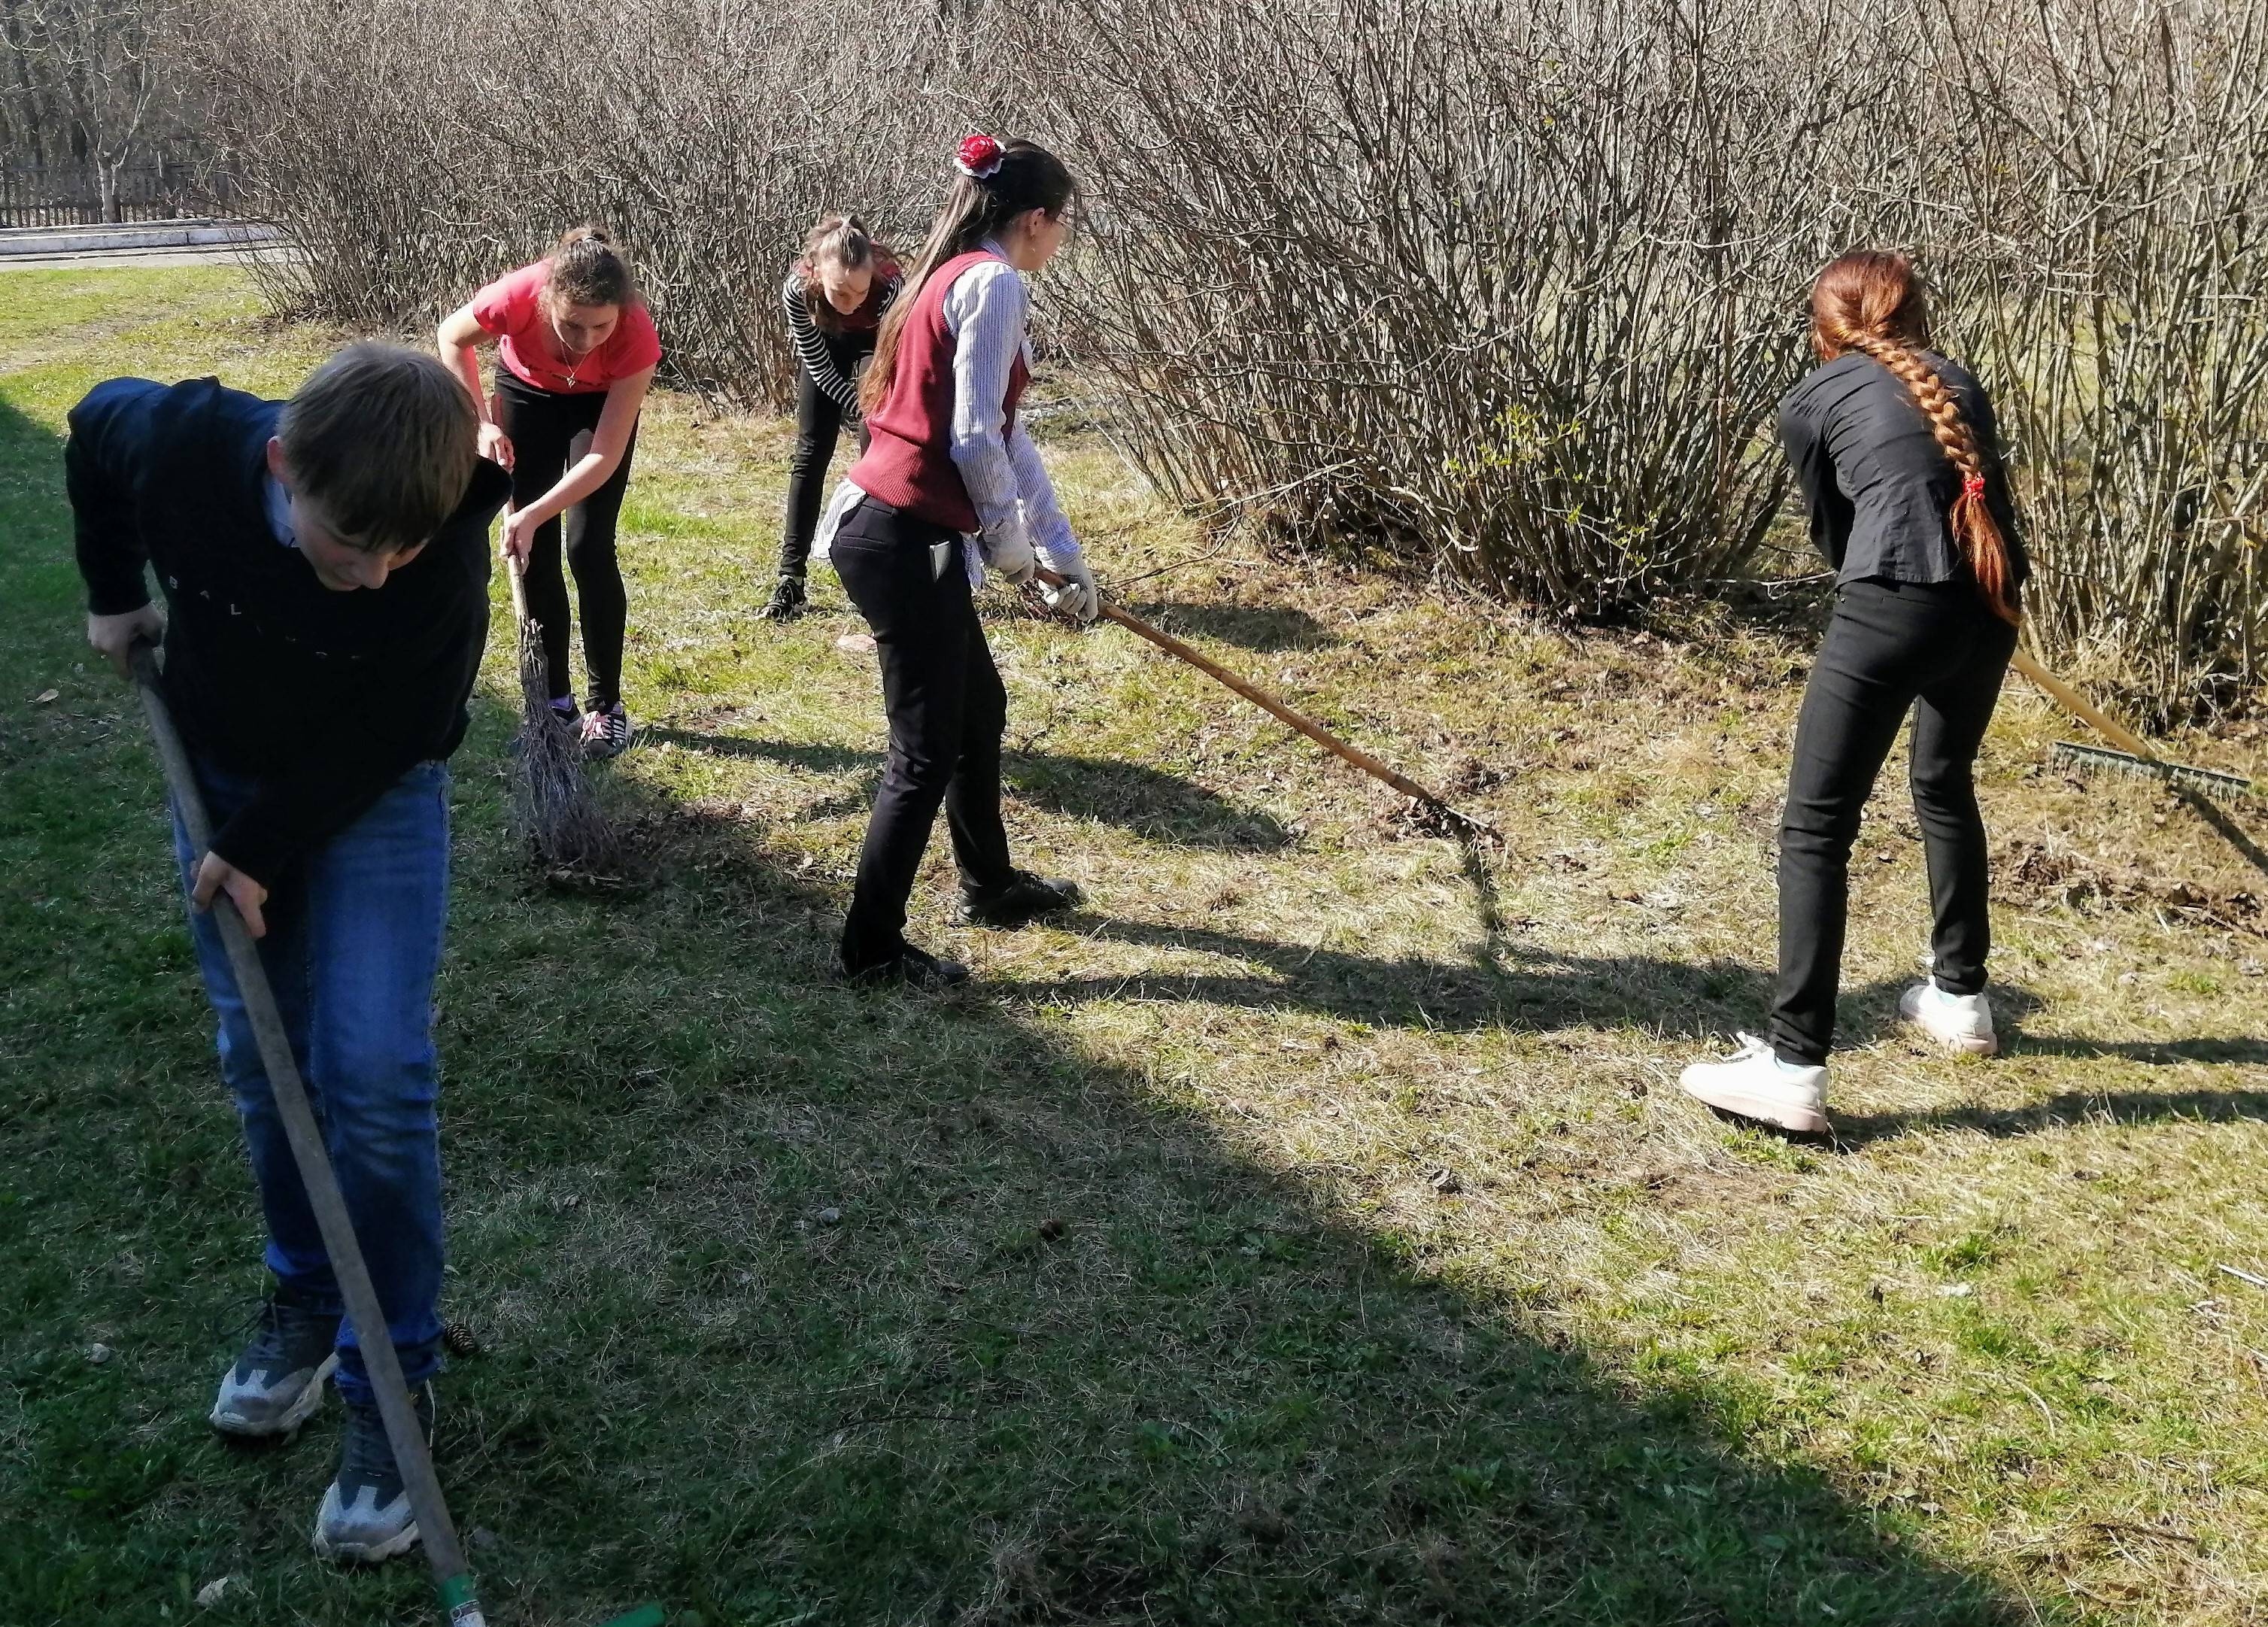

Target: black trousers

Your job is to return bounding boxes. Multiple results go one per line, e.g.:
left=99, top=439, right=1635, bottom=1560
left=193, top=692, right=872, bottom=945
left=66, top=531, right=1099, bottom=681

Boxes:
left=495, top=371, right=638, bottom=709
left=779, top=330, right=874, bottom=579
left=1771, top=578, right=2018, bottom=1065
left=830, top=496, right=1015, bottom=971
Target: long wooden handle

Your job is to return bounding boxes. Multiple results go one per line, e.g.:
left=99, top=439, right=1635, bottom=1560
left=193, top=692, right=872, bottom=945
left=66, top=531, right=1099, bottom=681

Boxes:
left=129, top=646, right=485, bottom=1626
left=1037, top=569, right=1460, bottom=812
left=2009, top=646, right=2159, bottom=762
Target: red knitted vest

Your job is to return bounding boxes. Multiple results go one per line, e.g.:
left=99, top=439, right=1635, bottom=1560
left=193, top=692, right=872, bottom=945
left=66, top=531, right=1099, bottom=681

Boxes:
left=849, top=250, right=1031, bottom=534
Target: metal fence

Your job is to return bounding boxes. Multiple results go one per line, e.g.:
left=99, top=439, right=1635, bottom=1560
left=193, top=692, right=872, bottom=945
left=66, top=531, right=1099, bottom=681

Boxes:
left=0, top=163, right=244, bottom=228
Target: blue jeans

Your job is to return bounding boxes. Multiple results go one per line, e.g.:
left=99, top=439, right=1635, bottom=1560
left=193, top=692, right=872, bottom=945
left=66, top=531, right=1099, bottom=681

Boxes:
left=173, top=758, right=452, bottom=1402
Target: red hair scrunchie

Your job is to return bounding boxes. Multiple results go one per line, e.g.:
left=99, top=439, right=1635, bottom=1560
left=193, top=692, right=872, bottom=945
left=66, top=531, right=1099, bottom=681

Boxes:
left=1962, top=475, right=1987, bottom=499
left=956, top=134, right=1006, bottom=180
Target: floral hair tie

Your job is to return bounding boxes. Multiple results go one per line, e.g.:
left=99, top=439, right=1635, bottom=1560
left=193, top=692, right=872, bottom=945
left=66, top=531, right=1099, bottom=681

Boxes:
left=956, top=133, right=1006, bottom=181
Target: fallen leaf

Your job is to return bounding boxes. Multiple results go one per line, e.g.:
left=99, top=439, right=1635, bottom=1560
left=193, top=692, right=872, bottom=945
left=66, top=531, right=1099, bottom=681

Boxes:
left=32, top=689, right=58, bottom=705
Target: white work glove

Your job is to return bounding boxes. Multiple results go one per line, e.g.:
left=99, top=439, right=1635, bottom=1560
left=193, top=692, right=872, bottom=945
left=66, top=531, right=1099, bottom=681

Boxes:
left=1037, top=552, right=1099, bottom=624
left=982, top=518, right=1037, bottom=586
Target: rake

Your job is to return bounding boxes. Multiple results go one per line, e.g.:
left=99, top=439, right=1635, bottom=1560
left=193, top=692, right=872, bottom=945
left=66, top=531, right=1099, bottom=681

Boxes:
left=1035, top=569, right=1498, bottom=843
left=132, top=646, right=660, bottom=1627
left=2011, top=648, right=2257, bottom=802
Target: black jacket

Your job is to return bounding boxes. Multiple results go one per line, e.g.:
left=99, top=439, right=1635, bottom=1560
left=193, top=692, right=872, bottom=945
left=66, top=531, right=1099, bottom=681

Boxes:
left=66, top=376, right=512, bottom=885
left=1778, top=351, right=2030, bottom=590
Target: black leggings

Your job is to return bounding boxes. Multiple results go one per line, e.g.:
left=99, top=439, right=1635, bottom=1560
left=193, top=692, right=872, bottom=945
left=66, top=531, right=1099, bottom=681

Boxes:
left=779, top=330, right=874, bottom=579
left=828, top=496, right=1015, bottom=972
left=1771, top=578, right=2018, bottom=1065
left=496, top=371, right=639, bottom=709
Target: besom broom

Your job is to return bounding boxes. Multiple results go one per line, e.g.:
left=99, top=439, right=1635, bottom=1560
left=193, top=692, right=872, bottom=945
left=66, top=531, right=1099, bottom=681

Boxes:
left=503, top=542, right=634, bottom=887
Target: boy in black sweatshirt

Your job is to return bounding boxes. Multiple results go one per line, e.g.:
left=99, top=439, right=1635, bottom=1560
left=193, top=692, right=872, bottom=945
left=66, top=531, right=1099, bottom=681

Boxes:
left=68, top=343, right=511, bottom=1563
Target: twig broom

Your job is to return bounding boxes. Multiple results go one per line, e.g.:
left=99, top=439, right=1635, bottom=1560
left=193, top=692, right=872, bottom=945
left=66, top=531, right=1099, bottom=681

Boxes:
left=504, top=552, right=633, bottom=887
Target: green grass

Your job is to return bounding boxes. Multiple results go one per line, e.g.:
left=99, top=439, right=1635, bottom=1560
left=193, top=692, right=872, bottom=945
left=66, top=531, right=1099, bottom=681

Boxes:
left=6, top=266, right=2268, bottom=1625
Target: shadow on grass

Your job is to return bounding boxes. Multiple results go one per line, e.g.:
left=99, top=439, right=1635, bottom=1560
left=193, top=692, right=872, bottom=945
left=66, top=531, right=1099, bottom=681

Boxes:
left=1121, top=599, right=1339, bottom=653
left=645, top=725, right=1296, bottom=852
left=431, top=765, right=2025, bottom=1625
left=0, top=384, right=2018, bottom=1626
left=1834, top=1080, right=2268, bottom=1146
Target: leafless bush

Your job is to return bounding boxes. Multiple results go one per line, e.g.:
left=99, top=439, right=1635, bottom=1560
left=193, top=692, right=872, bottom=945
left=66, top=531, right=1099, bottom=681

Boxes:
left=197, top=0, right=969, bottom=402
left=1006, top=0, right=2268, bottom=712
left=1905, top=0, right=2268, bottom=718
left=1007, top=0, right=1875, bottom=615
left=199, top=0, right=2268, bottom=713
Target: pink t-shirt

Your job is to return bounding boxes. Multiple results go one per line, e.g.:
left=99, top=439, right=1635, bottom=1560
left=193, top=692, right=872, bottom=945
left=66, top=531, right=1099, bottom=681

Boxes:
left=470, top=261, right=663, bottom=395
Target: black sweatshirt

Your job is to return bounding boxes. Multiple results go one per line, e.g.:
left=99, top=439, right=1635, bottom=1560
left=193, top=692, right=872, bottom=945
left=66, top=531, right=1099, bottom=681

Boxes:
left=1778, top=351, right=2030, bottom=588
left=66, top=376, right=513, bottom=886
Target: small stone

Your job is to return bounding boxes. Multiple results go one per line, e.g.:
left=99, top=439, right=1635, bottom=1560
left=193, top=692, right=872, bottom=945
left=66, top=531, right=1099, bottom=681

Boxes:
left=32, top=689, right=58, bottom=705
left=86, top=1343, right=112, bottom=1365
left=817, top=1207, right=842, bottom=1226
left=194, top=1576, right=235, bottom=1608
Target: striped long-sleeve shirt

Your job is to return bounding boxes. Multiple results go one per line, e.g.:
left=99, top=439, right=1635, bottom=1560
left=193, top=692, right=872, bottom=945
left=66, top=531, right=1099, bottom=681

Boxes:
left=782, top=270, right=899, bottom=417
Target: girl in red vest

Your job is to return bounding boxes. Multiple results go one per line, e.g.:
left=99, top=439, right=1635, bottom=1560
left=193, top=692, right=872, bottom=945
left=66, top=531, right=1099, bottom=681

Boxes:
left=764, top=214, right=902, bottom=622
left=438, top=226, right=661, bottom=757
left=816, top=134, right=1099, bottom=987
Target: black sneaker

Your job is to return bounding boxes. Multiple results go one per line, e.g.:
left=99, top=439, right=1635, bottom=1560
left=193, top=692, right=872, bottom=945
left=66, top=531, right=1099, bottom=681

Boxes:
left=846, top=944, right=972, bottom=989
left=311, top=1383, right=433, bottom=1563
left=580, top=702, right=634, bottom=760
left=957, top=870, right=1082, bottom=929
left=209, top=1289, right=342, bottom=1438
left=761, top=574, right=809, bottom=622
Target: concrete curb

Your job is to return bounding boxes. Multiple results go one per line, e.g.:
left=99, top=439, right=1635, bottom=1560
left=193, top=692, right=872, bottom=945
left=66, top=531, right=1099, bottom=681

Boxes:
left=0, top=220, right=280, bottom=256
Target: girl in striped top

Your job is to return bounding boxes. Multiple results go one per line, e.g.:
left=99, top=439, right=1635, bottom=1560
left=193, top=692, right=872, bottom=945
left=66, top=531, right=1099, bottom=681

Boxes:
left=764, top=214, right=901, bottom=621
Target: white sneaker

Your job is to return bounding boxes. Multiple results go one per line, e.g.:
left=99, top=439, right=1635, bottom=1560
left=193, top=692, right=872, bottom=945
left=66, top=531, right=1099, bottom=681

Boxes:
left=1679, top=1033, right=1831, bottom=1134
left=1899, top=980, right=1999, bottom=1056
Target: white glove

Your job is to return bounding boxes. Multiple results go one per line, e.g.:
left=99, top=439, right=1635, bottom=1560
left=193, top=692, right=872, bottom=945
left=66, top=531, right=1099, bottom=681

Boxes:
left=1039, top=554, right=1099, bottom=624
left=982, top=518, right=1037, bottom=586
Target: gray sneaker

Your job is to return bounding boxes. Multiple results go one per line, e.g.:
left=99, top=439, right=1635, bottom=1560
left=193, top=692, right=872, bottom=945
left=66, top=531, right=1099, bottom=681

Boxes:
left=311, top=1383, right=433, bottom=1563
left=208, top=1293, right=341, bottom=1438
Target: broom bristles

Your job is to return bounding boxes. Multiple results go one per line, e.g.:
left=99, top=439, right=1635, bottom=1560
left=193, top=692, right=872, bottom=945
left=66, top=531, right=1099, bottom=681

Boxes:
left=510, top=618, right=634, bottom=884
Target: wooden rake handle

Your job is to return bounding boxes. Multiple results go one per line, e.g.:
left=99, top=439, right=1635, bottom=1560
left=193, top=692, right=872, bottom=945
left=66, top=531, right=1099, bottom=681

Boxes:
left=129, top=645, right=487, bottom=1626
left=1034, top=568, right=1470, bottom=818
left=2008, top=645, right=2159, bottom=762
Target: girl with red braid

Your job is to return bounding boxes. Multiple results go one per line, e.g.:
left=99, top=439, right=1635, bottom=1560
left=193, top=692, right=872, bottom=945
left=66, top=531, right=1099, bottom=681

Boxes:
left=813, top=134, right=1098, bottom=987
left=1681, top=250, right=2029, bottom=1134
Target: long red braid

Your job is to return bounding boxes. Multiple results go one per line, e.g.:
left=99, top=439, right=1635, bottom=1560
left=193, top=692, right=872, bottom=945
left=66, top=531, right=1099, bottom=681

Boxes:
left=1809, top=252, right=2021, bottom=625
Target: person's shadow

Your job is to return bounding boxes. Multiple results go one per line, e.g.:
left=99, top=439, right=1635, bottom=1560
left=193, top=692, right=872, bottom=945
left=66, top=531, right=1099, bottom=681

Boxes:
left=413, top=759, right=2031, bottom=1624
left=645, top=725, right=1296, bottom=851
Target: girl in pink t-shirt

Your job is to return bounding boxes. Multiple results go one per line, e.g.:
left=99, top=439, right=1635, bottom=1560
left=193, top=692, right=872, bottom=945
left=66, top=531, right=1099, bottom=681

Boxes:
left=439, top=226, right=660, bottom=757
